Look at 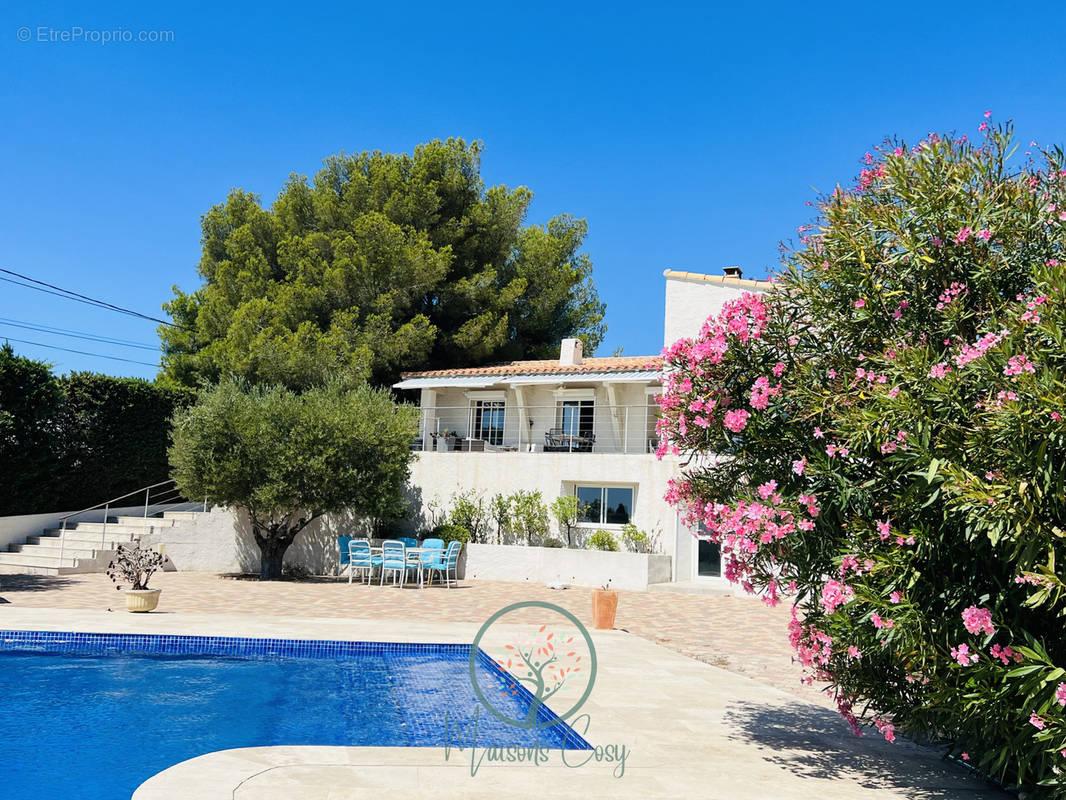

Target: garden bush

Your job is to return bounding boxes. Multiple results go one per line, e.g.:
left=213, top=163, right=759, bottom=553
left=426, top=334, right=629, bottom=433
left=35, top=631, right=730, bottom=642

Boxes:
left=431, top=524, right=470, bottom=545
left=621, top=522, right=650, bottom=553
left=657, top=117, right=1066, bottom=794
left=541, top=537, right=564, bottom=548
left=588, top=530, right=619, bottom=552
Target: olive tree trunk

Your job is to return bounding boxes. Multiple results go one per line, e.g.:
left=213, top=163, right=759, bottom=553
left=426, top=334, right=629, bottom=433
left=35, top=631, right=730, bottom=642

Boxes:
left=251, top=518, right=311, bottom=580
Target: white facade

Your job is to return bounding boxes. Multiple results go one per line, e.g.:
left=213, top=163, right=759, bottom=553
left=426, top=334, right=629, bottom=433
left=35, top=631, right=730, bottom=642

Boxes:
left=397, top=268, right=772, bottom=585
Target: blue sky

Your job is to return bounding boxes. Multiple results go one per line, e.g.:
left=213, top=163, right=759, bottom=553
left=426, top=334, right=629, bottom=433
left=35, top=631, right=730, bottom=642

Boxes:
left=3, top=1, right=1065, bottom=378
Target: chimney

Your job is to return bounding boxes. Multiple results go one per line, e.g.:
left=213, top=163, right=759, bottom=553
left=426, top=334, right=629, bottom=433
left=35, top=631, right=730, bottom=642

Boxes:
left=722, top=265, right=743, bottom=279
left=559, top=338, right=584, bottom=366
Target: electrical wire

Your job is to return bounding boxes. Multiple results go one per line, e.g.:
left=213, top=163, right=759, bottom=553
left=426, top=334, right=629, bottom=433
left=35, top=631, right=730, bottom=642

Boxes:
left=0, top=336, right=160, bottom=368
left=0, top=317, right=160, bottom=351
left=0, top=267, right=191, bottom=330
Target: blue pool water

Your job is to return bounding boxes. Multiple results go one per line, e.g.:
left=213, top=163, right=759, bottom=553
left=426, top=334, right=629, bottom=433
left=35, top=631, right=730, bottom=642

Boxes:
left=0, top=631, right=589, bottom=800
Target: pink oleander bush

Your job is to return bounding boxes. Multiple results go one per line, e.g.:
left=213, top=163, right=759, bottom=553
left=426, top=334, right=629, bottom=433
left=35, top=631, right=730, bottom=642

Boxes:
left=658, top=117, right=1066, bottom=794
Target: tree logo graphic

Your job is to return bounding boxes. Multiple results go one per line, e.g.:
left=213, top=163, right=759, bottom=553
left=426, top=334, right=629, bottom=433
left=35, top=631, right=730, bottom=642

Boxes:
left=469, top=600, right=597, bottom=730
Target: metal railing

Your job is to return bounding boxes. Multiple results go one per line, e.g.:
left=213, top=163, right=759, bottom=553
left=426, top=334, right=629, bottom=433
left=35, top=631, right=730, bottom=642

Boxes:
left=57, top=479, right=207, bottom=566
left=411, top=405, right=662, bottom=455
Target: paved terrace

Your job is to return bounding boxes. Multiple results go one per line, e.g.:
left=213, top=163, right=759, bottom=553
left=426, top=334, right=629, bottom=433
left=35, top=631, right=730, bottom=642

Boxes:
left=0, top=573, right=1007, bottom=799
left=0, top=572, right=815, bottom=701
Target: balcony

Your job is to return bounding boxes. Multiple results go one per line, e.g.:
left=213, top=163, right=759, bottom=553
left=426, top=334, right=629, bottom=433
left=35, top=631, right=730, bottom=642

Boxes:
left=410, top=404, right=660, bottom=455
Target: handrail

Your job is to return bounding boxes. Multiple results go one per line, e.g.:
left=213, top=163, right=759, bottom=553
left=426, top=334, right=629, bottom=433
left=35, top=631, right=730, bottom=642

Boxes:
left=56, top=479, right=207, bottom=566
left=57, top=479, right=177, bottom=527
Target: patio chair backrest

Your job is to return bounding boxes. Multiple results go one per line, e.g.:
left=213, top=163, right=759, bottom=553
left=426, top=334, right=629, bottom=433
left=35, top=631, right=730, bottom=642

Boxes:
left=444, top=540, right=462, bottom=567
left=398, top=536, right=418, bottom=548
left=381, top=539, right=406, bottom=569
left=338, top=536, right=353, bottom=565
left=419, top=537, right=444, bottom=565
left=348, top=538, right=372, bottom=566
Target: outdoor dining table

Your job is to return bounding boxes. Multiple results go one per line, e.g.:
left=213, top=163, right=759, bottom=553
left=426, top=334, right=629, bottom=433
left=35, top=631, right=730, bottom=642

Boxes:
left=366, top=544, right=439, bottom=588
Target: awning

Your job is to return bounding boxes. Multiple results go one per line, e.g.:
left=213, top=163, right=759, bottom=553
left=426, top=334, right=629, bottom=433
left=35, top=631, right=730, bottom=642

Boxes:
left=504, top=371, right=660, bottom=386
left=393, top=375, right=501, bottom=390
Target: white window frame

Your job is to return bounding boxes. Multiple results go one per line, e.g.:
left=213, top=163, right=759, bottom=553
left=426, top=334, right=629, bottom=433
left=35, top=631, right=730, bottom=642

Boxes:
left=573, top=483, right=636, bottom=527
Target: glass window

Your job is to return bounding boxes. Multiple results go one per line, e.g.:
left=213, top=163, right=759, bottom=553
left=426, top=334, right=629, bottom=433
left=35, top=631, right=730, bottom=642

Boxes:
left=697, top=539, right=722, bottom=577
left=575, top=485, right=633, bottom=525
left=471, top=400, right=505, bottom=446
left=557, top=399, right=594, bottom=436
left=575, top=486, right=602, bottom=524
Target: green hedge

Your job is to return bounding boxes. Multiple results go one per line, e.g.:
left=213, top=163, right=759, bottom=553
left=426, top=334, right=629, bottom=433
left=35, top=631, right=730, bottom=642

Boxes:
left=0, top=345, right=194, bottom=515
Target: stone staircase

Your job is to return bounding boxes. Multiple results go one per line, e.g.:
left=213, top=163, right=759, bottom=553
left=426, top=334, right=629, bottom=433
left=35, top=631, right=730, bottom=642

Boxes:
left=0, top=512, right=195, bottom=576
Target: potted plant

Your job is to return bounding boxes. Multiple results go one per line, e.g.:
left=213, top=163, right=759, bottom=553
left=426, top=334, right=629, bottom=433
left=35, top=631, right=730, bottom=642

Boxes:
left=591, top=579, right=618, bottom=630
left=106, top=543, right=165, bottom=612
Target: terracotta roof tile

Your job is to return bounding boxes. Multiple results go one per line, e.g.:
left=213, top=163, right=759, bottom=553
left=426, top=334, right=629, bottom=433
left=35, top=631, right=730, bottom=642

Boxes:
left=401, top=355, right=662, bottom=379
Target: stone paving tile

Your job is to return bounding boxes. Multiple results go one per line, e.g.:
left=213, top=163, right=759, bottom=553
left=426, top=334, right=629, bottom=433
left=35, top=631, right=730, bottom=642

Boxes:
left=0, top=571, right=829, bottom=707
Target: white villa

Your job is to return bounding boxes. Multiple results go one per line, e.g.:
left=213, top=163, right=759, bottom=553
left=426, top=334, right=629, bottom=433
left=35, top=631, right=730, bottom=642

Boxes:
left=395, top=267, right=773, bottom=588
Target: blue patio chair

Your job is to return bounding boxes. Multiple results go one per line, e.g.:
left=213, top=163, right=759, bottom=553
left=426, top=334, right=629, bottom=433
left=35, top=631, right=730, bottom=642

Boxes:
left=379, top=540, right=407, bottom=586
left=337, top=536, right=352, bottom=580
left=416, top=538, right=444, bottom=588
left=398, top=537, right=418, bottom=548
left=425, top=540, right=462, bottom=588
left=347, top=538, right=377, bottom=584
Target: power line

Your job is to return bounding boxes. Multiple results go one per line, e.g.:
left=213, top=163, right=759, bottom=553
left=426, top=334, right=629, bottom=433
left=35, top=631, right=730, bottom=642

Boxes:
left=0, top=317, right=160, bottom=351
left=1, top=336, right=160, bottom=368
left=0, top=267, right=191, bottom=330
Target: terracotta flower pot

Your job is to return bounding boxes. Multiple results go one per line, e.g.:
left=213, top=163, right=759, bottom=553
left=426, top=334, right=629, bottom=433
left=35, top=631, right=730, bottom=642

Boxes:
left=591, top=588, right=618, bottom=630
left=125, top=588, right=161, bottom=613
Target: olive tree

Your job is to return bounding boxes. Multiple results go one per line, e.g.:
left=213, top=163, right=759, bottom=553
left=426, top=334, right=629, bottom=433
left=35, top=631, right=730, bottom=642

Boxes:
left=170, top=378, right=419, bottom=579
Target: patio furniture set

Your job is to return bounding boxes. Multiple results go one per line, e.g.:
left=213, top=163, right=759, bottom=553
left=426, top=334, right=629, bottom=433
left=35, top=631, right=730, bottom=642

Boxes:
left=336, top=537, right=462, bottom=588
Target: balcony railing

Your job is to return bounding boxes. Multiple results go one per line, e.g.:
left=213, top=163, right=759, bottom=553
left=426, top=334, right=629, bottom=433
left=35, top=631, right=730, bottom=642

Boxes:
left=410, top=405, right=661, bottom=455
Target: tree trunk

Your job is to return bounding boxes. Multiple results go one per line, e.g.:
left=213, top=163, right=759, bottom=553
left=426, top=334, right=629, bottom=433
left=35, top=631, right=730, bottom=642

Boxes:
left=255, top=531, right=296, bottom=581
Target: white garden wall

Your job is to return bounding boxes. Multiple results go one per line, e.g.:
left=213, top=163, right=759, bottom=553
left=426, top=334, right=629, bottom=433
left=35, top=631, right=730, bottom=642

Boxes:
left=460, top=543, right=671, bottom=591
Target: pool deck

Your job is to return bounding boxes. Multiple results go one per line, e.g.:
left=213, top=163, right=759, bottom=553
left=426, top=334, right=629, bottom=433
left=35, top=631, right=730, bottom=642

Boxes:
left=0, top=605, right=1005, bottom=800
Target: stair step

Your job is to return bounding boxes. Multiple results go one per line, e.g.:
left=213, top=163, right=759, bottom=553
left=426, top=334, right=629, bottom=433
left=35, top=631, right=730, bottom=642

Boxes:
left=113, top=516, right=177, bottom=528
left=59, top=523, right=145, bottom=535
left=9, top=543, right=103, bottom=558
left=0, top=552, right=82, bottom=568
left=29, top=534, right=133, bottom=549
left=162, top=510, right=202, bottom=521
left=42, top=528, right=139, bottom=542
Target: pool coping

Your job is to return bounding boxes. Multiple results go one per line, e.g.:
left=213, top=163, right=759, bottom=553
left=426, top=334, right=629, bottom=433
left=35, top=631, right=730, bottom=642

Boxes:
left=0, top=607, right=1007, bottom=800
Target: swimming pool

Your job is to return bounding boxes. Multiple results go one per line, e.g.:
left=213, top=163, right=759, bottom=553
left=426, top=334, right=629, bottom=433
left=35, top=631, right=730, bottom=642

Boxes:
left=0, top=630, right=590, bottom=800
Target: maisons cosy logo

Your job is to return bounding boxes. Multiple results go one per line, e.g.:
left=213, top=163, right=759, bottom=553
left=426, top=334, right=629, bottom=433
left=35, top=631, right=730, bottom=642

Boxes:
left=468, top=600, right=597, bottom=730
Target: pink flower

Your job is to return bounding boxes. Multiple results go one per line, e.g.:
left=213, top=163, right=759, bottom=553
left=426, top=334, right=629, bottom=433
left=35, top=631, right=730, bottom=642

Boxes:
left=772, top=362, right=786, bottom=377
left=990, top=644, right=1023, bottom=665
left=955, top=226, right=973, bottom=244
left=757, top=480, right=778, bottom=500
left=723, top=409, right=750, bottom=433
left=876, top=519, right=891, bottom=540
left=961, top=753, right=970, bottom=761
left=951, top=643, right=978, bottom=666
left=984, top=110, right=992, bottom=118
left=1030, top=713, right=1046, bottom=730
left=792, top=457, right=807, bottom=475
left=874, top=717, right=895, bottom=743
left=847, top=645, right=862, bottom=659
left=813, top=427, right=825, bottom=439
left=1056, top=683, right=1066, bottom=707
left=929, top=362, right=952, bottom=379
left=854, top=299, right=866, bottom=309
left=820, top=580, right=855, bottom=614
left=890, top=591, right=902, bottom=604
left=961, top=606, right=996, bottom=637
left=976, top=229, right=991, bottom=241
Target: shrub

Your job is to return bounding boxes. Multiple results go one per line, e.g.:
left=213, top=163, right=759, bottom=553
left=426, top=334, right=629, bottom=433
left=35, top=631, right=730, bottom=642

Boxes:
left=541, top=537, right=564, bottom=548
left=510, top=490, right=549, bottom=546
left=447, top=490, right=488, bottom=543
left=489, top=493, right=512, bottom=544
left=550, top=495, right=580, bottom=547
left=431, top=524, right=470, bottom=545
left=106, top=544, right=165, bottom=591
left=620, top=522, right=650, bottom=553
left=658, top=118, right=1066, bottom=795
left=588, top=530, right=619, bottom=552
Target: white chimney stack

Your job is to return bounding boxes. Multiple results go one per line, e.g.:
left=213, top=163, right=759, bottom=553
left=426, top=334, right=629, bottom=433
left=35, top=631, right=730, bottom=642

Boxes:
left=559, top=338, right=584, bottom=366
